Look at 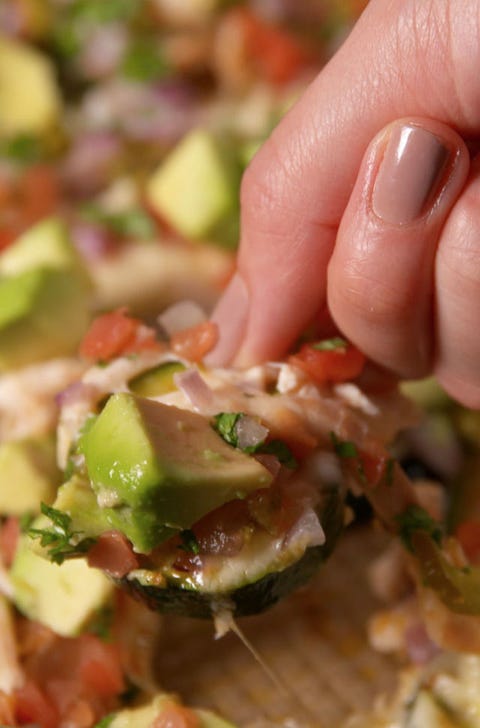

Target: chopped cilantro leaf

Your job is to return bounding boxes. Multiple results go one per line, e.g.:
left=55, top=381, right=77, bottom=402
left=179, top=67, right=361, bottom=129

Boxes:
left=28, top=503, right=96, bottom=565
left=384, top=457, right=395, bottom=487
left=93, top=715, right=115, bottom=728
left=3, top=134, right=43, bottom=163
left=121, top=39, right=169, bottom=82
left=80, top=205, right=156, bottom=240
left=213, top=412, right=242, bottom=448
left=258, top=440, right=298, bottom=469
left=70, top=0, right=137, bottom=23
left=313, top=337, right=348, bottom=351
left=396, top=504, right=443, bottom=552
left=213, top=412, right=297, bottom=468
left=330, top=432, right=358, bottom=458
left=178, top=530, right=200, bottom=555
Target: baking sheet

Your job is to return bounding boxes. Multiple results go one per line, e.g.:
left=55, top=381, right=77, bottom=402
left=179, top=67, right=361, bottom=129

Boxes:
left=155, top=526, right=401, bottom=727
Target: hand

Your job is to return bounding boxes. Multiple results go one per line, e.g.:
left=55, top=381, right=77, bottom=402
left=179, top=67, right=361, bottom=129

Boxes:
left=208, top=0, right=480, bottom=407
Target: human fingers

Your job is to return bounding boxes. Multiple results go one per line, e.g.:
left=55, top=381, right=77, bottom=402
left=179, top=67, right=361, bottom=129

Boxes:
left=434, top=156, right=480, bottom=408
left=327, top=118, right=469, bottom=379
left=208, top=0, right=480, bottom=366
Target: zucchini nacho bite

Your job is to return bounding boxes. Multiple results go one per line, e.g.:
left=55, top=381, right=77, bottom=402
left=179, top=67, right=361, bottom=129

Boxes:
left=25, top=304, right=419, bottom=620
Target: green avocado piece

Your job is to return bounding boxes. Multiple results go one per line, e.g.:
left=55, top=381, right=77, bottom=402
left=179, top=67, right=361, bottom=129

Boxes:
left=0, top=436, right=60, bottom=516
left=0, top=37, right=61, bottom=137
left=146, top=128, right=240, bottom=248
left=406, top=690, right=458, bottom=728
left=123, top=482, right=344, bottom=618
left=129, top=361, right=186, bottom=397
left=81, top=393, right=272, bottom=553
left=105, top=693, right=237, bottom=728
left=0, top=267, right=90, bottom=371
left=0, top=218, right=92, bottom=371
left=0, top=217, right=88, bottom=279
left=11, top=534, right=114, bottom=637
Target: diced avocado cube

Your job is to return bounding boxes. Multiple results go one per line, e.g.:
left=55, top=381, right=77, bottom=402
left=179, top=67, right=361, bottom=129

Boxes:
left=0, top=437, right=60, bottom=516
left=11, top=535, right=114, bottom=637
left=129, top=361, right=186, bottom=397
left=0, top=37, right=61, bottom=137
left=0, top=217, right=88, bottom=279
left=107, top=693, right=237, bottom=728
left=146, top=129, right=240, bottom=248
left=0, top=267, right=90, bottom=371
left=81, top=394, right=272, bottom=553
left=52, top=476, right=112, bottom=539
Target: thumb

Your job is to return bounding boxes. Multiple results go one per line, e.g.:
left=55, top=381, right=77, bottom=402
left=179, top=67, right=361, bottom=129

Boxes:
left=208, top=0, right=478, bottom=366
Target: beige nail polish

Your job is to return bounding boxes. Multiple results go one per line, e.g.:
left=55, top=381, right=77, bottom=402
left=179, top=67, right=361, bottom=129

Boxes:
left=205, top=273, right=249, bottom=366
left=372, top=125, right=451, bottom=224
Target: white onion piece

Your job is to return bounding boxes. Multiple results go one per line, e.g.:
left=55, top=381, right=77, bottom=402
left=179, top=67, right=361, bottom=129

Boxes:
left=158, top=300, right=207, bottom=337
left=235, top=415, right=268, bottom=451
left=285, top=507, right=325, bottom=549
left=174, top=369, right=215, bottom=413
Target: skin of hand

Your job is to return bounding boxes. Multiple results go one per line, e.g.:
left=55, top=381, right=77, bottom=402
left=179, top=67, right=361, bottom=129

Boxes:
left=207, top=0, right=480, bottom=408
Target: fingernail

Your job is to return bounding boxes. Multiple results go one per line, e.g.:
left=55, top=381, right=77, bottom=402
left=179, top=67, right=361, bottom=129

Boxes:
left=205, top=273, right=249, bottom=366
left=372, top=125, right=451, bottom=224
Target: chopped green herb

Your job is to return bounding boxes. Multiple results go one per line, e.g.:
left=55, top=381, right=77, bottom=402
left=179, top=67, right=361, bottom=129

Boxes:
left=121, top=39, right=169, bottom=82
left=313, top=337, right=348, bottom=351
left=88, top=605, right=114, bottom=641
left=93, top=715, right=115, bottom=728
left=80, top=205, right=156, bottom=240
left=213, top=412, right=243, bottom=448
left=178, top=529, right=200, bottom=555
left=396, top=504, right=443, bottom=552
left=3, top=134, right=43, bottom=163
left=213, top=412, right=297, bottom=468
left=257, top=440, right=297, bottom=469
left=18, top=512, right=35, bottom=532
left=330, top=432, right=358, bottom=458
left=384, top=457, right=395, bottom=487
left=69, top=0, right=137, bottom=23
left=28, top=503, right=97, bottom=565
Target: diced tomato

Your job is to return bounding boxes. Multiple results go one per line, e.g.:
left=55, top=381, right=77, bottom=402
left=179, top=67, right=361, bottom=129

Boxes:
left=0, top=691, right=16, bottom=726
left=0, top=227, right=18, bottom=251
left=15, top=679, right=58, bottom=728
left=150, top=702, right=200, bottom=728
left=87, top=530, right=139, bottom=578
left=0, top=517, right=20, bottom=567
left=289, top=341, right=366, bottom=385
left=78, top=635, right=125, bottom=698
left=358, top=452, right=391, bottom=487
left=233, top=8, right=311, bottom=85
left=80, top=308, right=161, bottom=361
left=22, top=165, right=59, bottom=225
left=171, top=321, right=218, bottom=362
left=456, top=519, right=480, bottom=563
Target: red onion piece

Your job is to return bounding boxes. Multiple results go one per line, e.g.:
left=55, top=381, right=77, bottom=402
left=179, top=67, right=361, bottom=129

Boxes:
left=254, top=453, right=282, bottom=479
left=71, top=222, right=116, bottom=261
left=158, top=300, right=207, bottom=337
left=235, top=415, right=269, bottom=451
left=284, top=507, right=325, bottom=548
left=405, top=622, right=441, bottom=665
left=78, top=23, right=128, bottom=79
left=56, top=381, right=97, bottom=409
left=174, top=369, right=215, bottom=413
left=62, top=132, right=121, bottom=194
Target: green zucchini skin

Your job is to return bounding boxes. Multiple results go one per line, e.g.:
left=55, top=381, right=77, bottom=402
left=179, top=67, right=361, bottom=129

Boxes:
left=120, top=484, right=344, bottom=619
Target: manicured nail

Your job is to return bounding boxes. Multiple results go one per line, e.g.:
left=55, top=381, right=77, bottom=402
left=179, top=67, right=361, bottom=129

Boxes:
left=205, top=273, right=249, bottom=366
left=372, top=125, right=451, bottom=224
